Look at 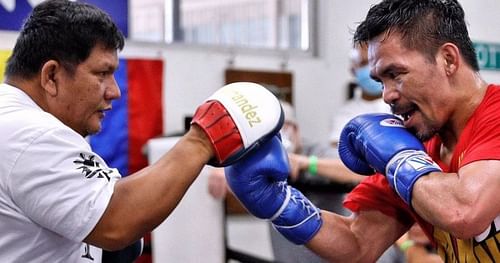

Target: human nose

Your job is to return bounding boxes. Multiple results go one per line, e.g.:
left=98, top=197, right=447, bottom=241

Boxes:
left=105, top=76, right=121, bottom=100
left=382, top=82, right=399, bottom=106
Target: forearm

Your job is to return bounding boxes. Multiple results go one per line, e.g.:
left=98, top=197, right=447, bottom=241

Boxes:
left=86, top=127, right=212, bottom=250
left=307, top=212, right=364, bottom=262
left=411, top=167, right=498, bottom=238
left=317, top=158, right=365, bottom=184
left=293, top=154, right=364, bottom=184
left=307, top=210, right=406, bottom=263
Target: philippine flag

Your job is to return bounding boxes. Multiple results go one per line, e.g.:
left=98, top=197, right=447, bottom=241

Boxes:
left=89, top=58, right=163, bottom=177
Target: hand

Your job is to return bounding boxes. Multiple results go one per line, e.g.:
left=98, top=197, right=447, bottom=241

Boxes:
left=225, top=136, right=322, bottom=244
left=207, top=168, right=228, bottom=199
left=338, top=113, right=441, bottom=204
left=191, top=82, right=284, bottom=167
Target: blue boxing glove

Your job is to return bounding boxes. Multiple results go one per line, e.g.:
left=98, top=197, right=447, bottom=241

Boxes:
left=338, top=113, right=442, bottom=205
left=225, top=136, right=322, bottom=245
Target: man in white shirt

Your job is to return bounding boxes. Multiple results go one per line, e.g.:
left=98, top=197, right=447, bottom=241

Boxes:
left=0, top=1, right=283, bottom=262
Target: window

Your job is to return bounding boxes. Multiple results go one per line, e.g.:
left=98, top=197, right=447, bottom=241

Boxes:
left=129, top=0, right=315, bottom=52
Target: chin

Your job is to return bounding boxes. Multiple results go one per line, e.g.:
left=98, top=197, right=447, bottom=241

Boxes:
left=415, top=126, right=439, bottom=142
left=415, top=132, right=432, bottom=142
left=86, top=125, right=102, bottom=136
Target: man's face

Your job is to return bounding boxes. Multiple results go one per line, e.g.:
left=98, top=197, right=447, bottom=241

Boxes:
left=50, top=44, right=121, bottom=137
left=367, top=32, right=452, bottom=141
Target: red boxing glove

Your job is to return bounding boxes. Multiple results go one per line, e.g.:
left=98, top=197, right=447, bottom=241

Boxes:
left=192, top=82, right=284, bottom=166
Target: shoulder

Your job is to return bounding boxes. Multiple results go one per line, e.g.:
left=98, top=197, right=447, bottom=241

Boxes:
left=479, top=84, right=500, bottom=111
left=1, top=85, right=83, bottom=143
left=0, top=96, right=89, bottom=162
left=467, top=84, right=500, bottom=130
left=13, top=108, right=84, bottom=144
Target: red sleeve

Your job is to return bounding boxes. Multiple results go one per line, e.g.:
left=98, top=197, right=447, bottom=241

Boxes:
left=461, top=85, right=500, bottom=166
left=344, top=174, right=415, bottom=228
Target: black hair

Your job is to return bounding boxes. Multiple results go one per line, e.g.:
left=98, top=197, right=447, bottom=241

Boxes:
left=5, top=0, right=125, bottom=78
left=354, top=0, right=479, bottom=71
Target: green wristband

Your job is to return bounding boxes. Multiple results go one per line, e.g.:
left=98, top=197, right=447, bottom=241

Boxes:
left=399, top=240, right=415, bottom=252
left=308, top=155, right=318, bottom=176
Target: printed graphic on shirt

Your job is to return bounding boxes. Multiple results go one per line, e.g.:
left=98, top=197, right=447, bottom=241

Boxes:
left=434, top=216, right=500, bottom=262
left=82, top=244, right=94, bottom=261
left=73, top=153, right=114, bottom=181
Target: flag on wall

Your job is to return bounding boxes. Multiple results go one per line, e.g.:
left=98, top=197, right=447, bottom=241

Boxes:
left=89, top=58, right=164, bottom=176
left=0, top=50, right=12, bottom=82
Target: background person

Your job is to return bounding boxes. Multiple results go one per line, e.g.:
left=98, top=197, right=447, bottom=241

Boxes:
left=289, top=42, right=390, bottom=185
left=328, top=43, right=390, bottom=148
left=397, top=225, right=443, bottom=263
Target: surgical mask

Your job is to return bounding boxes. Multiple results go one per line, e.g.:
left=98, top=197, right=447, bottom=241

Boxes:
left=354, top=65, right=383, bottom=96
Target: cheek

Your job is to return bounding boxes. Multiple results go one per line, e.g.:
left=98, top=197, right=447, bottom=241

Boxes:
left=407, top=68, right=439, bottom=96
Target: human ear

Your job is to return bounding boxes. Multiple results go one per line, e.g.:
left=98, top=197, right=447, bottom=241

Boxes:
left=440, top=43, right=460, bottom=76
left=40, top=60, right=60, bottom=96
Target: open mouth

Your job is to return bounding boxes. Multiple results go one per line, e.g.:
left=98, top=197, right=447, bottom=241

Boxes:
left=400, top=109, right=416, bottom=122
left=392, top=104, right=418, bottom=123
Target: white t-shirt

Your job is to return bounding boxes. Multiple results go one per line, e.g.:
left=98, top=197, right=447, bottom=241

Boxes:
left=329, top=96, right=390, bottom=143
left=0, top=83, right=120, bottom=262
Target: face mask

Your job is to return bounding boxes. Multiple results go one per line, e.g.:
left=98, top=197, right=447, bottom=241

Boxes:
left=354, top=65, right=383, bottom=96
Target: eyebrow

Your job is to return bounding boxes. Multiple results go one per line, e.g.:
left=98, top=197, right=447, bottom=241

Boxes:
left=376, top=63, right=406, bottom=78
left=101, top=62, right=118, bottom=72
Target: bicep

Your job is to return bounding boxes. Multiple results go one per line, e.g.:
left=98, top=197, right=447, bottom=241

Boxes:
left=412, top=159, right=500, bottom=238
left=457, top=160, right=500, bottom=227
left=306, top=209, right=407, bottom=262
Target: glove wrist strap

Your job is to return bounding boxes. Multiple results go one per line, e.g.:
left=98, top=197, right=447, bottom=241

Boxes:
left=269, top=182, right=291, bottom=221
left=271, top=187, right=322, bottom=245
left=386, top=150, right=442, bottom=205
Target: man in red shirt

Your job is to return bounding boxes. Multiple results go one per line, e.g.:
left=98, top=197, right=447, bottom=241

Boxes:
left=223, top=0, right=499, bottom=262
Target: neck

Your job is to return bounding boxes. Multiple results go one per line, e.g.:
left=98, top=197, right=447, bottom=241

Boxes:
left=5, top=76, right=49, bottom=111
left=439, top=71, right=488, bottom=153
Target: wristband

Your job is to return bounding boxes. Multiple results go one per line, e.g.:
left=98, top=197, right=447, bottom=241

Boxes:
left=308, top=155, right=318, bottom=176
left=399, top=240, right=415, bottom=252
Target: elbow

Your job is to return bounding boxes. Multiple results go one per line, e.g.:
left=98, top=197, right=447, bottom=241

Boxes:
left=100, top=238, right=135, bottom=251
left=88, top=227, right=141, bottom=251
left=98, top=234, right=136, bottom=251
